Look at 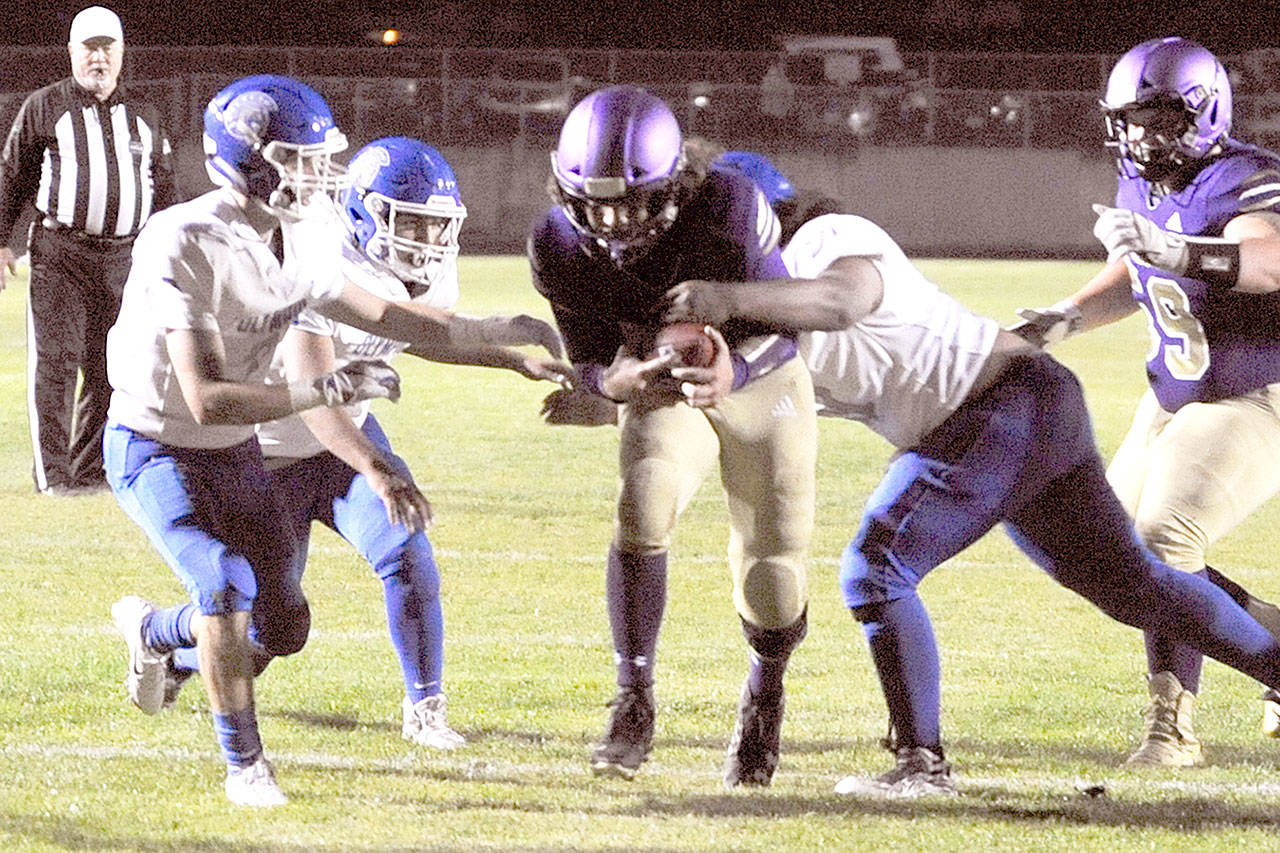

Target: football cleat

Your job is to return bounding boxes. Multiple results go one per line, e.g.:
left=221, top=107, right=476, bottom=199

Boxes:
left=723, top=680, right=785, bottom=788
left=1124, top=671, right=1202, bottom=768
left=110, top=595, right=168, bottom=715
left=402, top=694, right=466, bottom=750
left=834, top=746, right=956, bottom=798
left=225, top=756, right=288, bottom=807
left=590, top=684, right=655, bottom=779
left=1261, top=689, right=1280, bottom=738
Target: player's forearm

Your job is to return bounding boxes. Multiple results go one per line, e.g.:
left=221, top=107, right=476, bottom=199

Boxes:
left=406, top=340, right=526, bottom=372
left=182, top=381, right=296, bottom=425
left=1063, top=263, right=1139, bottom=331
left=297, top=405, right=386, bottom=476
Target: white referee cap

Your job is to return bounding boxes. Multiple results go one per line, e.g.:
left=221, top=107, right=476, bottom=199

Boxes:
left=69, top=6, right=124, bottom=44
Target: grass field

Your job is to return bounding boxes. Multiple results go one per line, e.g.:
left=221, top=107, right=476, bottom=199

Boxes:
left=3, top=255, right=1280, bottom=851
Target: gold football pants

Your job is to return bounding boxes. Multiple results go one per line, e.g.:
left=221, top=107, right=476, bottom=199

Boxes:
left=1107, top=385, right=1280, bottom=572
left=614, top=356, right=816, bottom=628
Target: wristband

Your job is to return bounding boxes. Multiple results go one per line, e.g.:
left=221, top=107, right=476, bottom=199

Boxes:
left=1184, top=238, right=1240, bottom=289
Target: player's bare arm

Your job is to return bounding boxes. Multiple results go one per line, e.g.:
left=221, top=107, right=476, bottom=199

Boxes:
left=323, top=280, right=568, bottom=361
left=1224, top=211, right=1280, bottom=294
left=403, top=339, right=574, bottom=386
left=166, top=327, right=298, bottom=424
left=284, top=326, right=432, bottom=533
left=664, top=255, right=884, bottom=331
left=166, top=326, right=399, bottom=425
left=1011, top=259, right=1137, bottom=347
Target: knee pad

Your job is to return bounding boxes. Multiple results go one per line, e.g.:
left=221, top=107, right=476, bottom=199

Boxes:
left=839, top=522, right=912, bottom=611
left=251, top=601, right=311, bottom=657
left=737, top=556, right=806, bottom=628
left=373, top=537, right=441, bottom=601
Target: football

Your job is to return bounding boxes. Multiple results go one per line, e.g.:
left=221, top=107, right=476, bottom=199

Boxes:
left=651, top=322, right=716, bottom=368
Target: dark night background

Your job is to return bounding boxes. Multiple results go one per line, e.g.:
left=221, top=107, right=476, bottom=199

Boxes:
left=8, top=1, right=1280, bottom=56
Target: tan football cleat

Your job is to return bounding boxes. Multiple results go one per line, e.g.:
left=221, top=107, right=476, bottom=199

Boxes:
left=1124, top=671, right=1202, bottom=768
left=1261, top=689, right=1280, bottom=738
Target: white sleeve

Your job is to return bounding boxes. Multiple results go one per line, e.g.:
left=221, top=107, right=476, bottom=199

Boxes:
left=130, top=222, right=219, bottom=333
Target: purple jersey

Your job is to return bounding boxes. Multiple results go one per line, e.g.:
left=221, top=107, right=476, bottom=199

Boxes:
left=1116, top=139, right=1280, bottom=411
left=529, top=168, right=787, bottom=368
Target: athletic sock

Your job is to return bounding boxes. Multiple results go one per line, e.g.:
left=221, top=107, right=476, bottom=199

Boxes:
left=607, top=547, right=667, bottom=688
left=142, top=603, right=197, bottom=654
left=378, top=539, right=444, bottom=705
left=743, top=609, right=808, bottom=698
left=855, top=594, right=942, bottom=753
left=212, top=707, right=263, bottom=767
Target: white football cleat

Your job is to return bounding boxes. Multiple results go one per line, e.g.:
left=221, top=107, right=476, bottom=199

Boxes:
left=225, top=756, right=287, bottom=807
left=835, top=747, right=957, bottom=798
left=110, top=595, right=168, bottom=715
left=402, top=694, right=466, bottom=750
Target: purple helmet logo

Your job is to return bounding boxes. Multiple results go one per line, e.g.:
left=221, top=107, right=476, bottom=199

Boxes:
left=551, top=85, right=685, bottom=263
left=1101, top=37, right=1231, bottom=180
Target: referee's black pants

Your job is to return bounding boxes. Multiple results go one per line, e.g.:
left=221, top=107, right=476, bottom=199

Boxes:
left=26, top=225, right=131, bottom=493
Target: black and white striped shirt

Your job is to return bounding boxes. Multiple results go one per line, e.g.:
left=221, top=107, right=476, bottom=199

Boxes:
left=0, top=77, right=176, bottom=240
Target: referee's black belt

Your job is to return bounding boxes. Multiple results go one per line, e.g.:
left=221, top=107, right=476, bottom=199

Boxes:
left=41, top=217, right=135, bottom=247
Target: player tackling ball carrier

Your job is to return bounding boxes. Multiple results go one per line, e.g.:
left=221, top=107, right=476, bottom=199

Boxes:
left=673, top=151, right=1280, bottom=797
left=529, top=85, right=817, bottom=787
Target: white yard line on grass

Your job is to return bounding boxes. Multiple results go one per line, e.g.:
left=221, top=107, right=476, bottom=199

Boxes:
left=6, top=742, right=1280, bottom=797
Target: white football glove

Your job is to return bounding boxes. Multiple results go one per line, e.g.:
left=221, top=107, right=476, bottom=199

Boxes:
left=449, top=314, right=567, bottom=360
left=288, top=359, right=401, bottom=411
left=1009, top=300, right=1083, bottom=348
left=1091, top=203, right=1189, bottom=272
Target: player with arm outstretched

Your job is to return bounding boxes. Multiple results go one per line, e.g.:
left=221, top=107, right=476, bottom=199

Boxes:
left=152, top=136, right=570, bottom=749
left=529, top=86, right=817, bottom=788
left=666, top=154, right=1280, bottom=798
left=105, top=77, right=566, bottom=807
left=1013, top=37, right=1280, bottom=768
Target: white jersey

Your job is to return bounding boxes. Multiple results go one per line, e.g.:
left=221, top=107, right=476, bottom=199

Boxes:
left=106, top=190, right=346, bottom=449
left=255, top=216, right=461, bottom=460
left=782, top=214, right=999, bottom=448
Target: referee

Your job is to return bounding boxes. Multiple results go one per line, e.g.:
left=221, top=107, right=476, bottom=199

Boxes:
left=0, top=6, right=177, bottom=495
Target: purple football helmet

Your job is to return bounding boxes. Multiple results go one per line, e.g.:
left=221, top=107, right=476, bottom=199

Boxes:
left=1101, top=37, right=1232, bottom=181
left=551, top=85, right=684, bottom=262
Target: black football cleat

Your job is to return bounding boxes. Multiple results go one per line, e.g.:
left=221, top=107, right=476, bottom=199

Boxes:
left=723, top=680, right=785, bottom=788
left=590, top=685, right=655, bottom=779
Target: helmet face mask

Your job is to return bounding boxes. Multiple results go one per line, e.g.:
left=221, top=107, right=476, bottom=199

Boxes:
left=1101, top=37, right=1231, bottom=182
left=551, top=85, right=685, bottom=265
left=341, top=136, right=467, bottom=293
left=260, top=135, right=349, bottom=216
left=203, top=75, right=349, bottom=221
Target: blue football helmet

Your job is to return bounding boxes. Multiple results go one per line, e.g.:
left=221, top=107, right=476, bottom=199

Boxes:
left=713, top=151, right=795, bottom=206
left=203, top=74, right=349, bottom=219
left=551, top=85, right=685, bottom=263
left=341, top=136, right=467, bottom=293
left=1101, top=37, right=1232, bottom=181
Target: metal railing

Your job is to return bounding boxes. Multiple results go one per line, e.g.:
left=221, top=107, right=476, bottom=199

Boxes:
left=1, top=45, right=1277, bottom=154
